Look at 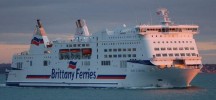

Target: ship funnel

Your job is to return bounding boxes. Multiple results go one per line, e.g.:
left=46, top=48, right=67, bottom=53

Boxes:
left=29, top=19, right=50, bottom=53
left=75, top=19, right=90, bottom=36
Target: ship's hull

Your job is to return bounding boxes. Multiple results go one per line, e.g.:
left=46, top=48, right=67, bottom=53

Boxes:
left=6, top=64, right=200, bottom=88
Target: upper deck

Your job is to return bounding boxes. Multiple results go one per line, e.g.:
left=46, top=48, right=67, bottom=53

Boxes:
left=137, top=24, right=199, bottom=35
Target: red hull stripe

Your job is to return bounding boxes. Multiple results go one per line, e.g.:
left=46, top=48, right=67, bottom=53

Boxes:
left=97, top=75, right=126, bottom=79
left=26, top=75, right=50, bottom=79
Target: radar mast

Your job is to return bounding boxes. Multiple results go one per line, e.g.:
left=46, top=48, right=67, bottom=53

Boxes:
left=156, top=8, right=172, bottom=26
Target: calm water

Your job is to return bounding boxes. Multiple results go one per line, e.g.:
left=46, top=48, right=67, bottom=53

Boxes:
left=0, top=73, right=215, bottom=100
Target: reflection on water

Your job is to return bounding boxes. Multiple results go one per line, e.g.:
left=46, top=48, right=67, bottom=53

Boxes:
left=146, top=86, right=206, bottom=95
left=0, top=73, right=215, bottom=100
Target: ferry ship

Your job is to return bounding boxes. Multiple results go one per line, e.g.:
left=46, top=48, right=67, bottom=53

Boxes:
left=6, top=8, right=202, bottom=88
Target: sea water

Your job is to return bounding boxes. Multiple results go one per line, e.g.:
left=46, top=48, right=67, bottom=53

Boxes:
left=0, top=73, right=215, bottom=100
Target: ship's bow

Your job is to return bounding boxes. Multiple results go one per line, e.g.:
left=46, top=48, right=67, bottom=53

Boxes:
left=156, top=68, right=201, bottom=88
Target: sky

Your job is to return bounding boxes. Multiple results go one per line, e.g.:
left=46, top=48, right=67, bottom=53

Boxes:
left=0, top=0, right=216, bottom=64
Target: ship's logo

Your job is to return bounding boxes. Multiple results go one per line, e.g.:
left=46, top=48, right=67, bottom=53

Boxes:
left=68, top=61, right=77, bottom=69
left=31, top=37, right=44, bottom=46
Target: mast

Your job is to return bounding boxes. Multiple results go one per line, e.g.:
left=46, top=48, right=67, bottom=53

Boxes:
left=156, top=8, right=172, bottom=26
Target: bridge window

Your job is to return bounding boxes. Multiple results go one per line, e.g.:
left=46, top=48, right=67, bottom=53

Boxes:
left=162, top=28, right=169, bottom=32
left=192, top=28, right=198, bottom=32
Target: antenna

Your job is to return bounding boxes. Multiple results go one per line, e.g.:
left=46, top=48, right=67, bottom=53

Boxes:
left=149, top=9, right=153, bottom=25
left=136, top=16, right=140, bottom=25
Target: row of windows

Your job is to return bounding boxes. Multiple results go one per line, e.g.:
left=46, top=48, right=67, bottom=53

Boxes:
left=102, top=42, right=141, bottom=45
left=82, top=61, right=90, bottom=66
left=15, top=56, right=52, bottom=60
left=151, top=34, right=191, bottom=38
left=17, top=61, right=43, bottom=67
left=154, top=53, right=198, bottom=57
left=101, top=61, right=111, bottom=66
left=59, top=53, right=91, bottom=60
left=104, top=48, right=136, bottom=52
left=108, top=36, right=138, bottom=39
left=14, top=57, right=33, bottom=59
left=138, top=27, right=198, bottom=33
left=104, top=54, right=136, bottom=58
left=154, top=47, right=194, bottom=51
left=66, top=44, right=90, bottom=47
left=153, top=41, right=193, bottom=44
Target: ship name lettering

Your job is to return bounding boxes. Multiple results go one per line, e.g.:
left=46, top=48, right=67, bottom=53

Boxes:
left=76, top=68, right=96, bottom=79
left=51, top=68, right=96, bottom=80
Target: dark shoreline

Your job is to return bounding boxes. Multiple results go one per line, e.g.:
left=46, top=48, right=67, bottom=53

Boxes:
left=0, top=64, right=11, bottom=74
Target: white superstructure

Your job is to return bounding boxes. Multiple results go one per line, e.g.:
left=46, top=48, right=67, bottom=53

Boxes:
left=6, top=8, right=202, bottom=88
